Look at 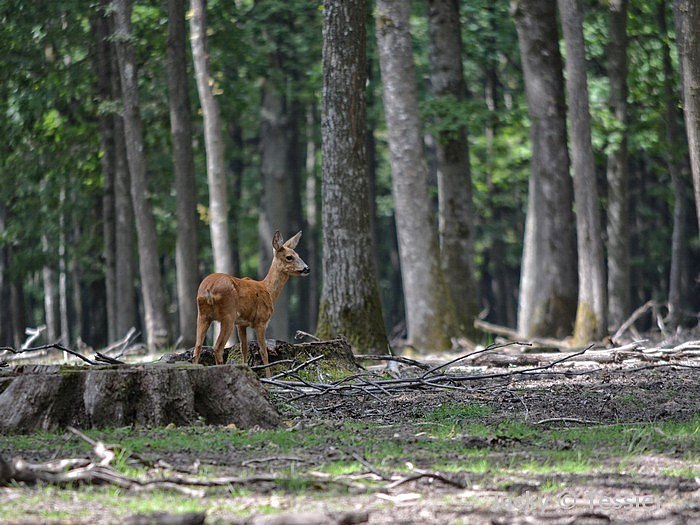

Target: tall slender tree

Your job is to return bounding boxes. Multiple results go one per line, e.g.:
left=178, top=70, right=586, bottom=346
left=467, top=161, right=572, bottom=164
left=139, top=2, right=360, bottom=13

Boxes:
left=190, top=0, right=234, bottom=276
left=166, top=0, right=199, bottom=347
left=674, top=0, right=700, bottom=234
left=661, top=1, right=692, bottom=327
left=511, top=0, right=578, bottom=339
left=316, top=0, right=388, bottom=352
left=112, top=0, right=170, bottom=348
left=376, top=0, right=457, bottom=350
left=558, top=0, right=608, bottom=343
left=259, top=77, right=292, bottom=339
left=91, top=3, right=117, bottom=342
left=427, top=0, right=479, bottom=339
left=606, top=0, right=631, bottom=330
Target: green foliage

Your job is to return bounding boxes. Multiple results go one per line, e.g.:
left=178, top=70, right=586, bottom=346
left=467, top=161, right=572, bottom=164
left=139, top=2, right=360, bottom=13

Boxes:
left=1, top=0, right=698, bottom=345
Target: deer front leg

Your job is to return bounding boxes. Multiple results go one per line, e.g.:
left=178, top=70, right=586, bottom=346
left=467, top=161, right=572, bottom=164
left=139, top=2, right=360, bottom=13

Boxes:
left=237, top=325, right=249, bottom=365
left=255, top=324, right=272, bottom=378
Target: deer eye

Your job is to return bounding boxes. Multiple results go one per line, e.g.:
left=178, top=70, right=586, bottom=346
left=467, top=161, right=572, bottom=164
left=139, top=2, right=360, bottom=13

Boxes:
left=285, top=255, right=294, bottom=261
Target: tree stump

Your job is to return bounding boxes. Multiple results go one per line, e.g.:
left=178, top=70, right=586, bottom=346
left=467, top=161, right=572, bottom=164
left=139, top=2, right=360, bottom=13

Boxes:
left=0, top=364, right=279, bottom=433
left=162, top=338, right=360, bottom=377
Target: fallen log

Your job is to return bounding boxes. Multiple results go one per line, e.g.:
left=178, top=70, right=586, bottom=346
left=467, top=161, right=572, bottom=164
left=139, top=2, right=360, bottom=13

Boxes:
left=0, top=363, right=279, bottom=433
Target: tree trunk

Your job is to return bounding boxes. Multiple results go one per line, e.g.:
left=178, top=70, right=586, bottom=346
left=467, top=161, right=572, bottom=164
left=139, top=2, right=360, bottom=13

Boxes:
left=558, top=0, right=608, bottom=345
left=190, top=0, right=234, bottom=276
left=375, top=0, right=457, bottom=351
left=559, top=0, right=608, bottom=344
left=302, top=106, right=320, bottom=333
left=166, top=0, right=199, bottom=348
left=316, top=0, right=388, bottom=353
left=427, top=0, right=479, bottom=339
left=674, top=0, right=700, bottom=234
left=0, top=364, right=279, bottom=432
left=0, top=204, right=11, bottom=347
left=662, top=1, right=692, bottom=327
left=41, top=233, right=60, bottom=344
left=259, top=79, right=291, bottom=340
left=92, top=3, right=117, bottom=342
left=112, top=0, right=170, bottom=349
left=605, top=0, right=631, bottom=330
left=112, top=109, right=138, bottom=339
left=58, top=189, right=70, bottom=345
left=511, top=0, right=578, bottom=339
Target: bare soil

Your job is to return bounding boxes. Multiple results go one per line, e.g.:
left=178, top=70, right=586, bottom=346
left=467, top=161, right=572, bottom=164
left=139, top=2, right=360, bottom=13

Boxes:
left=2, top=353, right=700, bottom=525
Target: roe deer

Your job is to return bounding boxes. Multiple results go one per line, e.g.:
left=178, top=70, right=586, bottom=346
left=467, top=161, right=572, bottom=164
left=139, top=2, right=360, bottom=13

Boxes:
left=193, top=230, right=309, bottom=377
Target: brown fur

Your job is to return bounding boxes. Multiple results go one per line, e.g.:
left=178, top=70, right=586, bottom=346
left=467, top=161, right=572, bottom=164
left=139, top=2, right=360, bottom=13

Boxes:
left=192, top=231, right=309, bottom=377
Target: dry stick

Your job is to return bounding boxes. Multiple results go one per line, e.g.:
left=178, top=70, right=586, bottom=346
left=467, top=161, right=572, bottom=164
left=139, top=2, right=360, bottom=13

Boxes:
left=384, top=470, right=467, bottom=490
left=420, top=341, right=532, bottom=379
left=1, top=342, right=98, bottom=365
left=94, top=352, right=125, bottom=365
left=294, top=330, right=321, bottom=342
left=533, top=417, right=602, bottom=425
left=268, top=354, right=326, bottom=380
left=241, top=456, right=307, bottom=466
left=346, top=451, right=392, bottom=481
left=613, top=300, right=656, bottom=342
left=354, top=354, right=431, bottom=370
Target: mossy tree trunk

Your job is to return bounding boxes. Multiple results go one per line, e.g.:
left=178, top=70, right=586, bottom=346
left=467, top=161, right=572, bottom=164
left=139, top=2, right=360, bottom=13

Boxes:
left=511, top=0, right=578, bottom=339
left=316, top=0, right=388, bottom=353
left=558, top=0, right=608, bottom=344
left=427, top=0, right=479, bottom=339
left=605, top=0, right=631, bottom=330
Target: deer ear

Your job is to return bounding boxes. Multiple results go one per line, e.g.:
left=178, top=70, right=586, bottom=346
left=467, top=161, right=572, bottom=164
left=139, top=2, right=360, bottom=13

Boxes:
left=284, top=230, right=302, bottom=249
left=272, top=230, right=283, bottom=251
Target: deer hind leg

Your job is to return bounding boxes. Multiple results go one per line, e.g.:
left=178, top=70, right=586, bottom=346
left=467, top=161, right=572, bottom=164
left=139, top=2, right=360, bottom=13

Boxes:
left=213, top=317, right=235, bottom=365
left=237, top=325, right=249, bottom=365
left=193, top=312, right=212, bottom=365
left=255, top=325, right=272, bottom=377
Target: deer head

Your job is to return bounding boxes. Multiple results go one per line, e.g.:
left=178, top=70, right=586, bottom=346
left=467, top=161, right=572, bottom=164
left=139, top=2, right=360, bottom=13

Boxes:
left=272, top=230, right=310, bottom=276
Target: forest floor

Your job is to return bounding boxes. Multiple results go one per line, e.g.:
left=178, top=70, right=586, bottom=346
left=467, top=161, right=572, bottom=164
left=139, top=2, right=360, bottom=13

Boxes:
left=2, top=339, right=700, bottom=524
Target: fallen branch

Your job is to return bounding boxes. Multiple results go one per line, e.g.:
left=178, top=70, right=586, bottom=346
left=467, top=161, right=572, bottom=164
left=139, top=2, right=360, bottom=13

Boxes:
left=384, top=470, right=468, bottom=490
left=533, top=417, right=602, bottom=425
left=0, top=342, right=98, bottom=365
left=354, top=354, right=431, bottom=370
left=474, top=319, right=567, bottom=348
left=613, top=300, right=656, bottom=342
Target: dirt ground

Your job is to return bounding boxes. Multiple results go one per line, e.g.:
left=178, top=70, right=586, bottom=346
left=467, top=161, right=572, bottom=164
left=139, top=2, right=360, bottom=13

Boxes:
left=2, top=347, right=700, bottom=524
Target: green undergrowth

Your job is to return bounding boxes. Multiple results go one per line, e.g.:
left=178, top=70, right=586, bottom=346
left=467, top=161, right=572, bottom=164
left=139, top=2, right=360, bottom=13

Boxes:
left=2, top=404, right=699, bottom=492
left=2, top=405, right=700, bottom=524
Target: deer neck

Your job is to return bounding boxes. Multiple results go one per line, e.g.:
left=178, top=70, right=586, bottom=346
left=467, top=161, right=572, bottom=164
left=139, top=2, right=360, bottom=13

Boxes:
left=262, top=258, right=289, bottom=303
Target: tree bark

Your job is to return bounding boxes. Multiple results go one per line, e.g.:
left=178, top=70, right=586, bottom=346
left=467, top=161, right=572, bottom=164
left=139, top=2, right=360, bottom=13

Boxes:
left=375, top=0, right=457, bottom=350
left=662, top=1, right=692, bottom=327
left=605, top=0, right=631, bottom=329
left=674, top=0, right=700, bottom=234
left=559, top=0, right=608, bottom=343
left=302, top=106, right=320, bottom=333
left=316, top=0, right=388, bottom=353
left=427, top=0, right=479, bottom=339
left=0, top=204, right=10, bottom=347
left=41, top=232, right=60, bottom=344
left=190, top=0, right=234, bottom=276
left=166, top=0, right=199, bottom=348
left=511, top=0, right=578, bottom=339
left=0, top=365, right=279, bottom=432
left=92, top=3, right=117, bottom=342
left=112, top=0, right=170, bottom=349
left=259, top=78, right=291, bottom=339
